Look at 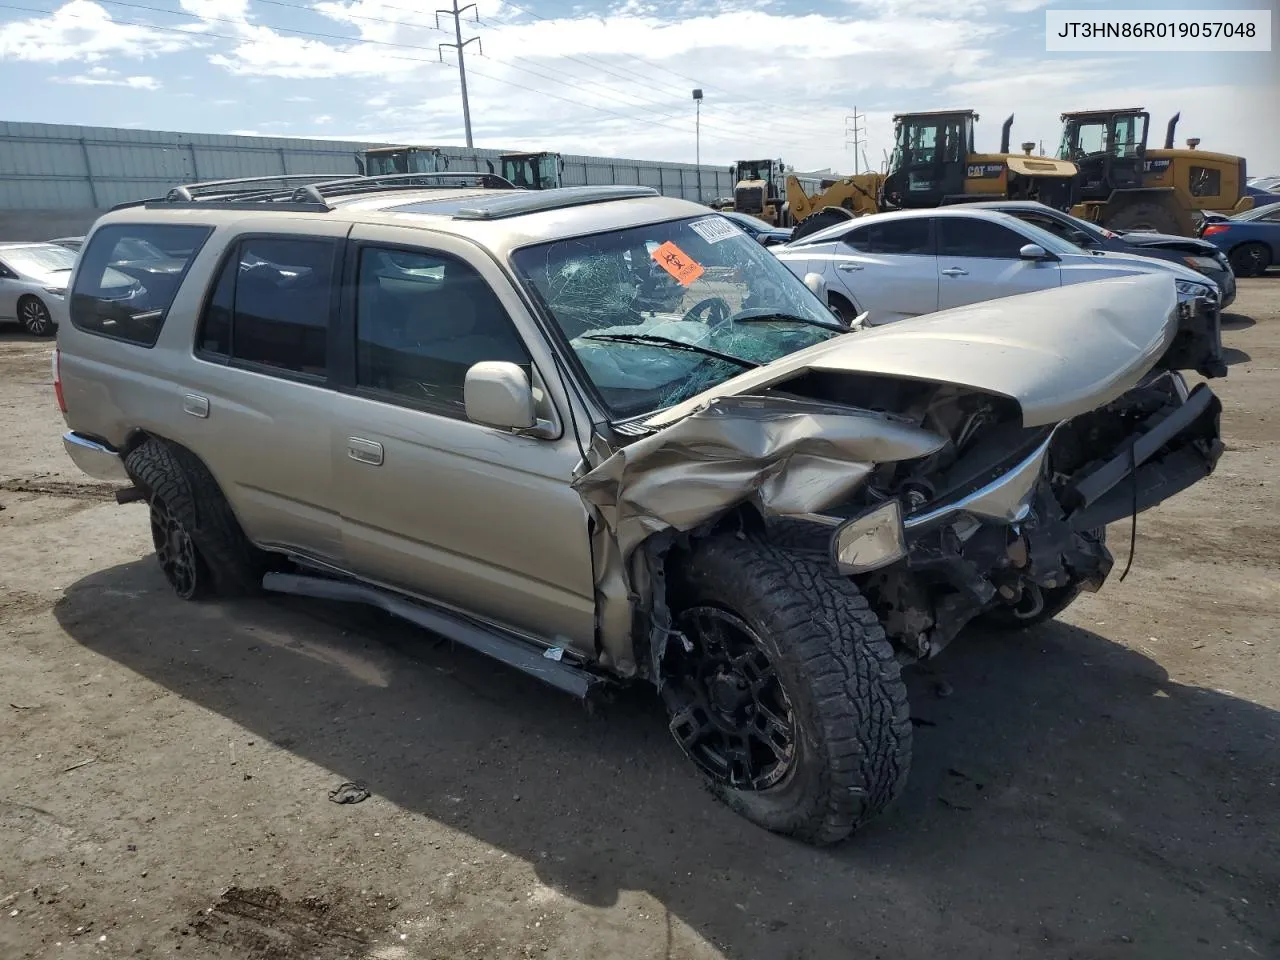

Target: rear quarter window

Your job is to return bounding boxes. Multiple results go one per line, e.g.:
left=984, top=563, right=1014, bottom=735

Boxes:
left=70, top=223, right=213, bottom=347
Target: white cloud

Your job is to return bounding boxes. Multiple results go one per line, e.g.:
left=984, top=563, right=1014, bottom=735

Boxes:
left=52, top=66, right=163, bottom=89
left=0, top=0, right=197, bottom=63
left=8, top=0, right=1276, bottom=173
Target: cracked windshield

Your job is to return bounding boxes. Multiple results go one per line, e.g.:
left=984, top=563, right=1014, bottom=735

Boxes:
left=512, top=214, right=844, bottom=418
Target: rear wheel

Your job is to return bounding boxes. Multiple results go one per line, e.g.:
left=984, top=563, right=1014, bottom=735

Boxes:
left=124, top=438, right=269, bottom=600
left=1229, top=242, right=1271, bottom=278
left=1103, top=201, right=1182, bottom=235
left=17, top=296, right=54, bottom=337
left=664, top=533, right=911, bottom=845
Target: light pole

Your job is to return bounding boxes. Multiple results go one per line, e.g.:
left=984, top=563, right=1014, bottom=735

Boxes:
left=692, top=88, right=703, bottom=202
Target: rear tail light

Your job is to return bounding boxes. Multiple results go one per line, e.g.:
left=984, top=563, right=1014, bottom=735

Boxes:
left=1201, top=224, right=1230, bottom=238
left=52, top=347, right=67, bottom=416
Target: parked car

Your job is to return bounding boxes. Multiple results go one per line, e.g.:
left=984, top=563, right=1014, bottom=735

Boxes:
left=49, top=236, right=84, bottom=251
left=56, top=178, right=1223, bottom=845
left=0, top=241, right=80, bottom=336
left=774, top=207, right=1225, bottom=378
left=718, top=210, right=794, bottom=247
left=1247, top=176, right=1280, bottom=192
left=1198, top=201, right=1280, bottom=276
left=956, top=199, right=1235, bottom=308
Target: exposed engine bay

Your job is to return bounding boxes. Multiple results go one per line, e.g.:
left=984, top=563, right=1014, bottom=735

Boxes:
left=761, top=368, right=1224, bottom=660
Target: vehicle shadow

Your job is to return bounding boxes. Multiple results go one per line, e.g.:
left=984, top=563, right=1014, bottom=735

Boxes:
left=1223, top=346, right=1253, bottom=366
left=1220, top=313, right=1255, bottom=331
left=55, top=560, right=1280, bottom=959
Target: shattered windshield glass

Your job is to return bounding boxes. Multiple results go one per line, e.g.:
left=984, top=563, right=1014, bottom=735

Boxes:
left=511, top=214, right=842, bottom=418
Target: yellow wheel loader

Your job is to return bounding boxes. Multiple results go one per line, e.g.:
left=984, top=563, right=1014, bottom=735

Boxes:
left=785, top=172, right=885, bottom=241
left=1059, top=108, right=1252, bottom=235
left=730, top=159, right=788, bottom=226
left=880, top=110, right=1078, bottom=212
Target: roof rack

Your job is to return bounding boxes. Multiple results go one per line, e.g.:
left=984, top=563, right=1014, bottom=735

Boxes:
left=110, top=171, right=518, bottom=213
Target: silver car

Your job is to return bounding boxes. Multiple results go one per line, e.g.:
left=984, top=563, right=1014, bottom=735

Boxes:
left=0, top=241, right=80, bottom=336
left=773, top=208, right=1226, bottom=378
left=55, top=176, right=1224, bottom=846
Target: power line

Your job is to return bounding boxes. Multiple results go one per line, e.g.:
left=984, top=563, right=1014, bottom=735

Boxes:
left=0, top=1, right=706, bottom=138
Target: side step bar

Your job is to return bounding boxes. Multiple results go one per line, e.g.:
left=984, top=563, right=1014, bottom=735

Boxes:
left=261, top=572, right=604, bottom=699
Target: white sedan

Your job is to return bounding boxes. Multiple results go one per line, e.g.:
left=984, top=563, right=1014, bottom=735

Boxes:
left=773, top=207, right=1219, bottom=327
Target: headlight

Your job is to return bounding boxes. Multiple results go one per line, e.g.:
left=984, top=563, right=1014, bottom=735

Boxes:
left=1175, top=279, right=1214, bottom=300
left=42, top=286, right=67, bottom=297
left=831, top=500, right=906, bottom=575
left=1182, top=255, right=1222, bottom=273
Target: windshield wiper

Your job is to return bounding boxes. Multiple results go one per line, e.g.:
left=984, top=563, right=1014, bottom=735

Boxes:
left=728, top=308, right=849, bottom=333
left=580, top=333, right=759, bottom=369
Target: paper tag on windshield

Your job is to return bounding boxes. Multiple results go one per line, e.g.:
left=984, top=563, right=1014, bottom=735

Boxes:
left=689, top=216, right=739, bottom=244
left=651, top=241, right=705, bottom=286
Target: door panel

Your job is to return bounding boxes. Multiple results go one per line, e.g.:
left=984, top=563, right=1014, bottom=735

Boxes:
left=333, top=393, right=595, bottom=648
left=821, top=219, right=938, bottom=324
left=186, top=226, right=351, bottom=561
left=334, top=226, right=597, bottom=651
left=936, top=216, right=1061, bottom=310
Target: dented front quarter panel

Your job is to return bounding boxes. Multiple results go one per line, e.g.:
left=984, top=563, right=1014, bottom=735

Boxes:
left=572, top=272, right=1187, bottom=674
left=573, top=394, right=947, bottom=670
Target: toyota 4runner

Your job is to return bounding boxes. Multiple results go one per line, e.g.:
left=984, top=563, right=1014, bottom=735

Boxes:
left=55, top=174, right=1224, bottom=845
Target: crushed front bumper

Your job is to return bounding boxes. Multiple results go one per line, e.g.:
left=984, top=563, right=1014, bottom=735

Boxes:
left=839, top=373, right=1223, bottom=656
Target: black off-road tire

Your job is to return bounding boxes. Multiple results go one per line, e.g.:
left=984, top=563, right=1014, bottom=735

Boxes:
left=124, top=438, right=268, bottom=600
left=1103, top=201, right=1182, bottom=235
left=669, top=532, right=912, bottom=845
left=1228, top=242, right=1271, bottom=278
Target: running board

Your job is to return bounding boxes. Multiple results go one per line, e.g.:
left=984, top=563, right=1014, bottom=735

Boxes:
left=261, top=572, right=604, bottom=698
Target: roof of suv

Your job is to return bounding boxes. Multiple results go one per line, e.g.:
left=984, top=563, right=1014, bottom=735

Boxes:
left=96, top=181, right=717, bottom=258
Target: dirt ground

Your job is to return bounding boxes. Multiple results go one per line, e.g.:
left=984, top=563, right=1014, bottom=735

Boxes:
left=2, top=280, right=1278, bottom=960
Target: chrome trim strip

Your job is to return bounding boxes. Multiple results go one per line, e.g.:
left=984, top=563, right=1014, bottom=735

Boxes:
left=904, top=427, right=1059, bottom=532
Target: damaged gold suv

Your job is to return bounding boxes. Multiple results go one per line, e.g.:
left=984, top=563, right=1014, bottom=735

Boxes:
left=55, top=174, right=1224, bottom=845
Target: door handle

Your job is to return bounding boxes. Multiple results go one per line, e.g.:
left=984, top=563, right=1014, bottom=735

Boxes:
left=837, top=262, right=863, bottom=271
left=347, top=437, right=384, bottom=466
left=941, top=267, right=968, bottom=277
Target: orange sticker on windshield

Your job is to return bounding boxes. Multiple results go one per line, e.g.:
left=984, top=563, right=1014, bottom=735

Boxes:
left=651, top=241, right=705, bottom=286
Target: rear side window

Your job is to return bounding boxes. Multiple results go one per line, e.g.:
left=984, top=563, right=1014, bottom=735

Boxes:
left=842, top=219, right=933, bottom=256
left=937, top=217, right=1028, bottom=259
left=70, top=224, right=212, bottom=347
left=197, top=236, right=339, bottom=379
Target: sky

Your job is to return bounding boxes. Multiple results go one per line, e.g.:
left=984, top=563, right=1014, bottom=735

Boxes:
left=0, top=0, right=1277, bottom=174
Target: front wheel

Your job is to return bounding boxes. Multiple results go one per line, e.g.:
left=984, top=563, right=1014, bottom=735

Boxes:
left=664, top=533, right=911, bottom=845
left=18, top=296, right=54, bottom=337
left=1103, top=201, right=1181, bottom=235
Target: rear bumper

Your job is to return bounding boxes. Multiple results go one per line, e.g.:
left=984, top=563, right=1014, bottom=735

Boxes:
left=62, top=432, right=130, bottom=483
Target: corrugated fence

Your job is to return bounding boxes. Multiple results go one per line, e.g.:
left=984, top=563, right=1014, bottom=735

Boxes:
left=0, top=121, right=736, bottom=210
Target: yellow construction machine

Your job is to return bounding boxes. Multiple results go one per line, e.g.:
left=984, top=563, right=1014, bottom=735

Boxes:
left=1059, top=108, right=1253, bottom=235
left=880, top=110, right=1078, bottom=212
left=784, top=172, right=885, bottom=240
left=729, top=159, right=788, bottom=226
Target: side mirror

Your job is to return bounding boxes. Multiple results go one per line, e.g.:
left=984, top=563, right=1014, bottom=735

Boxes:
left=803, top=271, right=828, bottom=299
left=1019, top=243, right=1048, bottom=260
left=464, top=361, right=535, bottom=430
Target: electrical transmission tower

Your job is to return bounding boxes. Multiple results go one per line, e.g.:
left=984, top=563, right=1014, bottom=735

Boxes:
left=436, top=0, right=482, bottom=147
left=845, top=109, right=867, bottom=175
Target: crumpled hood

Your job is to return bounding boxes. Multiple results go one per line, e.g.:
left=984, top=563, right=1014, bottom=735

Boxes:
left=645, top=273, right=1180, bottom=430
